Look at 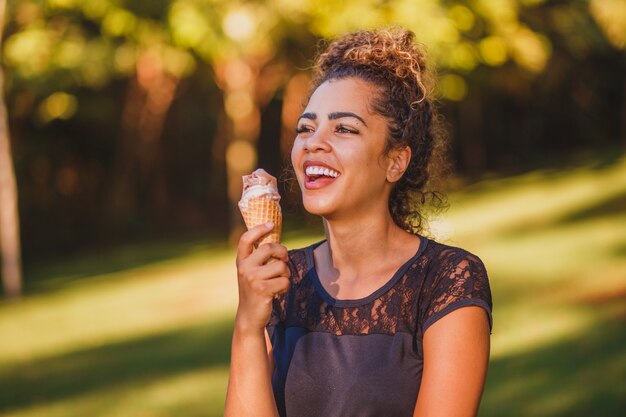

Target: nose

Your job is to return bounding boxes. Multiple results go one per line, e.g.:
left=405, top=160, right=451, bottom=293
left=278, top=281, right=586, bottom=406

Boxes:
left=303, top=128, right=331, bottom=153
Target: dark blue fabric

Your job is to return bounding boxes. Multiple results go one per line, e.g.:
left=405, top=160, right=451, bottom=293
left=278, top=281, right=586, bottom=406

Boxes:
left=267, top=238, right=493, bottom=417
left=271, top=331, right=421, bottom=417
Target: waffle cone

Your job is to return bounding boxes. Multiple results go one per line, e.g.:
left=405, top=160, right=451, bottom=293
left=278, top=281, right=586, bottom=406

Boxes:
left=240, top=196, right=282, bottom=245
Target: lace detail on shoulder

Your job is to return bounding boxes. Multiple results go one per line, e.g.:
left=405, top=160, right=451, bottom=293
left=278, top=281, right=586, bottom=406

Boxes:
left=420, top=247, right=492, bottom=332
left=267, top=248, right=304, bottom=328
left=267, top=240, right=493, bottom=337
left=268, top=243, right=428, bottom=336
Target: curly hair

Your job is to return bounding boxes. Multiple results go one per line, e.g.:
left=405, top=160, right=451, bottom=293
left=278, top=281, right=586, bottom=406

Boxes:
left=310, top=27, right=448, bottom=235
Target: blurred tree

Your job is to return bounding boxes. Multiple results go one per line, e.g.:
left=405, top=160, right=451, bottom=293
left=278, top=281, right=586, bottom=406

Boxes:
left=0, top=0, right=624, bottom=266
left=168, top=0, right=311, bottom=241
left=3, top=0, right=199, bottom=238
left=0, top=0, right=22, bottom=298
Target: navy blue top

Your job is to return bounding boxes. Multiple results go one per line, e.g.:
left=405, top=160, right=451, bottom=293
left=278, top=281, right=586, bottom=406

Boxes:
left=267, top=236, right=493, bottom=417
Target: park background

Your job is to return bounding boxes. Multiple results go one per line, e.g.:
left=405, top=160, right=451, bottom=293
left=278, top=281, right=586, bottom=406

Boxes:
left=0, top=0, right=625, bottom=416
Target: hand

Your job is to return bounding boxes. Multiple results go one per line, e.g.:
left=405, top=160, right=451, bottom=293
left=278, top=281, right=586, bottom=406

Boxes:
left=235, top=222, right=290, bottom=333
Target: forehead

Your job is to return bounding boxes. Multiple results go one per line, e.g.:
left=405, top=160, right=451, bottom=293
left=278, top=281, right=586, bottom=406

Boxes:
left=305, top=77, right=380, bottom=115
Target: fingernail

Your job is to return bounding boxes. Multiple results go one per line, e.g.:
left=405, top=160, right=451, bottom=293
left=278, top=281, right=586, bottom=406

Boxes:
left=266, top=222, right=274, bottom=228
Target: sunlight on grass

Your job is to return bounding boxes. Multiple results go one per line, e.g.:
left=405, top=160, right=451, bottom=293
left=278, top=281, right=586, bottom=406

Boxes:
left=0, top=234, right=323, bottom=366
left=0, top=254, right=237, bottom=364
left=4, top=366, right=229, bottom=417
left=479, top=213, right=626, bottom=284
left=442, top=156, right=626, bottom=242
left=490, top=304, right=596, bottom=358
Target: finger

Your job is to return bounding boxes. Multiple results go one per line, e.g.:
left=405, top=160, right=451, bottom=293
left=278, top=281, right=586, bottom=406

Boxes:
left=237, top=222, right=275, bottom=261
left=248, top=243, right=288, bottom=265
left=239, top=259, right=288, bottom=290
left=264, top=277, right=290, bottom=296
left=257, top=258, right=290, bottom=280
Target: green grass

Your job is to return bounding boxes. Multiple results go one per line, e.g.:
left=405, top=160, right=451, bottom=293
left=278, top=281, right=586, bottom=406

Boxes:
left=1, top=156, right=625, bottom=416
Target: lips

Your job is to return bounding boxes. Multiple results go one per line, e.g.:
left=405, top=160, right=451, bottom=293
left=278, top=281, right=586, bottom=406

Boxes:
left=303, top=161, right=341, bottom=190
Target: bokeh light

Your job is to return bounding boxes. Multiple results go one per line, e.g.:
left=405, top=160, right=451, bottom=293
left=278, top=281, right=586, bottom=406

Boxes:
left=590, top=0, right=626, bottom=49
left=102, top=8, right=137, bottom=37
left=222, top=8, right=256, bottom=42
left=449, top=4, right=475, bottom=31
left=479, top=36, right=508, bottom=66
left=37, top=92, right=78, bottom=122
left=509, top=27, right=551, bottom=73
left=439, top=73, right=467, bottom=101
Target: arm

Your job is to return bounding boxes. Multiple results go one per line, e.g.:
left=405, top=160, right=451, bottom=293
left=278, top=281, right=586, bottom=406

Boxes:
left=224, top=223, right=290, bottom=417
left=412, top=306, right=491, bottom=417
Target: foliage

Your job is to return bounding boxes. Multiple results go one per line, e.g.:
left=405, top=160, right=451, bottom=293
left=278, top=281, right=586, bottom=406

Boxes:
left=1, top=0, right=624, bottom=259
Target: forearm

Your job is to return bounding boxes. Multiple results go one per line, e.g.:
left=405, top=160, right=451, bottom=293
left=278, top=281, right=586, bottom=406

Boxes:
left=228, top=225, right=289, bottom=416
left=225, top=321, right=278, bottom=417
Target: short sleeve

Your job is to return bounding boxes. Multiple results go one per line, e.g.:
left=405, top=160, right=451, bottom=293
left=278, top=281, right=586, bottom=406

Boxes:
left=267, top=293, right=286, bottom=327
left=421, top=249, right=493, bottom=334
left=266, top=287, right=287, bottom=342
left=266, top=252, right=300, bottom=333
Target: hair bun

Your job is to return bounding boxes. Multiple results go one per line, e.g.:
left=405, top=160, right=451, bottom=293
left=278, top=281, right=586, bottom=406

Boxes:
left=316, top=28, right=429, bottom=101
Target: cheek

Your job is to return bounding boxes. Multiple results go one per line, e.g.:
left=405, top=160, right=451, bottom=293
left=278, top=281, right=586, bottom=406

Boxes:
left=350, top=149, right=389, bottom=186
left=290, top=140, right=303, bottom=180
left=340, top=144, right=381, bottom=173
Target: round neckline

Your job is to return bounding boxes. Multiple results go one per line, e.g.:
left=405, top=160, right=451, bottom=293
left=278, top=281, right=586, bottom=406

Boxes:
left=305, top=235, right=429, bottom=307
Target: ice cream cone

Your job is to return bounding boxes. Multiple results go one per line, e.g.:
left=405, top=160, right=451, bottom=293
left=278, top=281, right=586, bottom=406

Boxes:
left=238, top=169, right=282, bottom=246
left=240, top=196, right=282, bottom=245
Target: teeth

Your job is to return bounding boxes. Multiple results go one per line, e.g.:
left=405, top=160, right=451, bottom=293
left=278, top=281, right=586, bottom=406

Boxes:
left=305, top=166, right=339, bottom=178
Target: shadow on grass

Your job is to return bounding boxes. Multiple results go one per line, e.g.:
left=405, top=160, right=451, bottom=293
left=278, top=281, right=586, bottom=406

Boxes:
left=612, top=243, right=626, bottom=258
left=22, top=236, right=231, bottom=295
left=0, top=318, right=233, bottom=412
left=495, top=190, right=626, bottom=242
left=451, top=151, right=625, bottom=192
left=481, top=314, right=626, bottom=417
left=556, top=191, right=626, bottom=226
left=20, top=225, right=324, bottom=297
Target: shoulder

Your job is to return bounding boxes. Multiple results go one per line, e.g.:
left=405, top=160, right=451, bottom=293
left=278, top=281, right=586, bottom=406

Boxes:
left=425, top=238, right=485, bottom=265
left=285, top=239, right=325, bottom=280
left=268, top=240, right=323, bottom=327
left=419, top=238, right=493, bottom=332
left=287, top=240, right=322, bottom=265
left=422, top=238, right=488, bottom=280
left=287, top=245, right=309, bottom=265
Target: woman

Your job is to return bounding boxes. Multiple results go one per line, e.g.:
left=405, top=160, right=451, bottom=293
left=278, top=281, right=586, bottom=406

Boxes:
left=225, top=28, right=493, bottom=417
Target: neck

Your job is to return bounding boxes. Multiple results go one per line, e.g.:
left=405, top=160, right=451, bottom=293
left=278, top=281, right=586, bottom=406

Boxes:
left=322, top=209, right=408, bottom=272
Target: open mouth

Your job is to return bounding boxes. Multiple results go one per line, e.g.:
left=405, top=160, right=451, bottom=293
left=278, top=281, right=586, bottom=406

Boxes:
left=304, top=164, right=340, bottom=189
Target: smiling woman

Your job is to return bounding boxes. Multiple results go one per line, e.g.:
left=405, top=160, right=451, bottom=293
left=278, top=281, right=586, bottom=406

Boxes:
left=225, top=27, right=493, bottom=417
left=292, top=78, right=392, bottom=212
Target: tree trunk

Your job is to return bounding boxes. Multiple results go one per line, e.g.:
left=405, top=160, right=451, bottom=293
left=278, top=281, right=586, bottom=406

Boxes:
left=622, top=77, right=626, bottom=148
left=458, top=91, right=487, bottom=173
left=215, top=57, right=289, bottom=245
left=107, top=53, right=179, bottom=230
left=0, top=0, right=23, bottom=298
left=214, top=58, right=260, bottom=245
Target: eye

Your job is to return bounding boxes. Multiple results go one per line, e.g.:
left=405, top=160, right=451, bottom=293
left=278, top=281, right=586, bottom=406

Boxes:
left=336, top=124, right=359, bottom=134
left=295, top=124, right=314, bottom=134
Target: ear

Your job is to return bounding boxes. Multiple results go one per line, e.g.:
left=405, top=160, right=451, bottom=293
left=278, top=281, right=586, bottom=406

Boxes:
left=386, top=146, right=411, bottom=183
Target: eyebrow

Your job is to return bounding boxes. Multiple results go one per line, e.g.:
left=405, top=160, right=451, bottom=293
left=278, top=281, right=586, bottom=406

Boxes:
left=329, top=112, right=367, bottom=126
left=297, top=111, right=368, bottom=127
left=298, top=112, right=316, bottom=122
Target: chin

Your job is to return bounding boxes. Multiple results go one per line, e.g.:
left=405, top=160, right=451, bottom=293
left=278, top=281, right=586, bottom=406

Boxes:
left=301, top=194, right=336, bottom=217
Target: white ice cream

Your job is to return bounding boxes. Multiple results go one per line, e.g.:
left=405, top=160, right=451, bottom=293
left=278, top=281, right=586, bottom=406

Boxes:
left=238, top=169, right=281, bottom=211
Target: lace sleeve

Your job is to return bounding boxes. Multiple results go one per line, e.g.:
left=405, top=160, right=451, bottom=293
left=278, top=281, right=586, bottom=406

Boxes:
left=421, top=249, right=493, bottom=334
left=266, top=252, right=298, bottom=330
